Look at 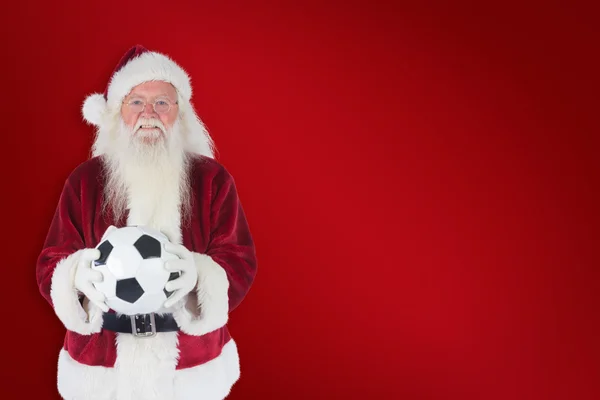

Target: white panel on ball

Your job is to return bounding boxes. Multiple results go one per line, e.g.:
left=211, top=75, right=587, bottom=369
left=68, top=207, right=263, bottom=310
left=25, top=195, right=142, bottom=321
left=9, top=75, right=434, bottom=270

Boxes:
left=107, top=296, right=143, bottom=316
left=106, top=226, right=144, bottom=247
left=135, top=292, right=170, bottom=315
left=135, top=258, right=170, bottom=293
left=105, top=246, right=142, bottom=279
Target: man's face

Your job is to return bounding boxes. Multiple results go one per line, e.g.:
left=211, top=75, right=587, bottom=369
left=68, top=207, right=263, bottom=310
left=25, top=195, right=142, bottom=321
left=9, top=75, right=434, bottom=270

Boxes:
left=120, top=81, right=179, bottom=144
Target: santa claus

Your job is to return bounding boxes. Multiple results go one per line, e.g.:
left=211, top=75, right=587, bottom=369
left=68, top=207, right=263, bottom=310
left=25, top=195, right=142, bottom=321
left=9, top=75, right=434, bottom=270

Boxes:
left=35, top=45, right=258, bottom=400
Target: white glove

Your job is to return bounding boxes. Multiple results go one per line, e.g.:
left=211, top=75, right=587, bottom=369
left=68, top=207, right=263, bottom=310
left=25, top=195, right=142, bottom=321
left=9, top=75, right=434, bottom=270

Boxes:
left=74, top=248, right=109, bottom=313
left=162, top=242, right=198, bottom=308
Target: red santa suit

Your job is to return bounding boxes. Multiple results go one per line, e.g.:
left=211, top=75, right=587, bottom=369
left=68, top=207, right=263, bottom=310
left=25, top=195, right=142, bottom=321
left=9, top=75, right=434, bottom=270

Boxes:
left=35, top=45, right=258, bottom=400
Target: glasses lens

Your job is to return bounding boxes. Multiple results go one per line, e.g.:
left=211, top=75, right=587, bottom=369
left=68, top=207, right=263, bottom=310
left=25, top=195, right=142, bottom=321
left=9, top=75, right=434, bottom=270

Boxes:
left=129, top=99, right=145, bottom=113
left=154, top=100, right=170, bottom=114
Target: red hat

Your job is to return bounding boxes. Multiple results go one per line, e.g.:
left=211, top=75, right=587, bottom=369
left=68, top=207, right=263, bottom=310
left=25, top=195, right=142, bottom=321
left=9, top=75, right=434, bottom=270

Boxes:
left=82, top=44, right=193, bottom=127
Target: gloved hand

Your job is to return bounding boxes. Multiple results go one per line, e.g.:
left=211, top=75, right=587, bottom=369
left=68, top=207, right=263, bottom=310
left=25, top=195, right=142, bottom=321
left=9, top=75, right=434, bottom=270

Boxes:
left=162, top=242, right=198, bottom=308
left=74, top=248, right=109, bottom=313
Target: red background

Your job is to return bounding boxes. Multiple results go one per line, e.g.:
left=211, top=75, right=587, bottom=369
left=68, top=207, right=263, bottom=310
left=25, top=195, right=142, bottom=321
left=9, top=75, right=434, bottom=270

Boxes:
left=0, top=1, right=598, bottom=399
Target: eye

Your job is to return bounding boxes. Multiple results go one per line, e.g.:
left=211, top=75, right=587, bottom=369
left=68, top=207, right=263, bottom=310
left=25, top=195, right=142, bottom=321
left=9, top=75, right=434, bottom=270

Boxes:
left=155, top=100, right=168, bottom=106
left=130, top=99, right=144, bottom=106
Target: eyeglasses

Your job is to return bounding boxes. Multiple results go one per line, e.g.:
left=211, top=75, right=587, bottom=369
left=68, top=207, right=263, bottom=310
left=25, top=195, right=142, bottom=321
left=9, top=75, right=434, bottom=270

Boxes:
left=124, top=97, right=178, bottom=114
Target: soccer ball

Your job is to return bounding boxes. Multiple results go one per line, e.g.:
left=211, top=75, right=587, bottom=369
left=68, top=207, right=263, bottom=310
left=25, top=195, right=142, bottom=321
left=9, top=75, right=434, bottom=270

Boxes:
left=92, top=225, right=181, bottom=315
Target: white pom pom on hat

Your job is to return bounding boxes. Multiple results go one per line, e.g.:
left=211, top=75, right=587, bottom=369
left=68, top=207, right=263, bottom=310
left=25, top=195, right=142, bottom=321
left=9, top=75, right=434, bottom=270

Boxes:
left=81, top=44, right=193, bottom=127
left=81, top=93, right=107, bottom=126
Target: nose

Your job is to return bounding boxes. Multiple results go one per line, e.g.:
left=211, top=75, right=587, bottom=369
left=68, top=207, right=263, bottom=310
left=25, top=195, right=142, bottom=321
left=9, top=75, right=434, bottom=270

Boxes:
left=140, top=102, right=158, bottom=118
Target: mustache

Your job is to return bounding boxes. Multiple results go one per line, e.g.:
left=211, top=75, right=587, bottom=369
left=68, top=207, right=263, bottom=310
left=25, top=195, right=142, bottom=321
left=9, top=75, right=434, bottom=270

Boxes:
left=134, top=117, right=167, bottom=134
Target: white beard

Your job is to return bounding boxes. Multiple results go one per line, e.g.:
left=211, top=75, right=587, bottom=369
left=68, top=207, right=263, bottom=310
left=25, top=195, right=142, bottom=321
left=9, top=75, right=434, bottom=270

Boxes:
left=101, top=116, right=193, bottom=244
left=97, top=117, right=197, bottom=399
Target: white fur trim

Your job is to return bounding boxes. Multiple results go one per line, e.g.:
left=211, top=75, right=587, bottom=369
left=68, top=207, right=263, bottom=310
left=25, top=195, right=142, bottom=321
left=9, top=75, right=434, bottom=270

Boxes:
left=106, top=51, right=192, bottom=113
left=113, top=332, right=180, bottom=399
left=56, top=338, right=240, bottom=400
left=172, top=253, right=230, bottom=336
left=82, top=93, right=107, bottom=126
left=174, top=339, right=240, bottom=400
left=49, top=250, right=104, bottom=335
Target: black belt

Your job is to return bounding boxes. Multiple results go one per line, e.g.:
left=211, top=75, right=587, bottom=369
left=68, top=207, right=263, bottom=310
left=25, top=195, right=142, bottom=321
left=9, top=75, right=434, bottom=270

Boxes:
left=102, top=312, right=179, bottom=337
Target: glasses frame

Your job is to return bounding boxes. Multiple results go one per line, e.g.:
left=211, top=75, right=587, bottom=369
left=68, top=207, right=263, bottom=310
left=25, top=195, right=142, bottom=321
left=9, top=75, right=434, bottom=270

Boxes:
left=123, top=97, right=179, bottom=114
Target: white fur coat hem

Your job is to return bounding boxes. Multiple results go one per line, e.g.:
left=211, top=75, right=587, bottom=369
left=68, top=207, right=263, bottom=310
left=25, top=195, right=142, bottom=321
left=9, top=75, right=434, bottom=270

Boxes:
left=56, top=337, right=240, bottom=400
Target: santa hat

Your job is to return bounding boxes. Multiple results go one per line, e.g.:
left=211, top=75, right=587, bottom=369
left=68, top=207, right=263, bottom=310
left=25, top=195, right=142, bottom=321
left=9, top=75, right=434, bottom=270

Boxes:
left=81, top=45, right=216, bottom=158
left=82, top=44, right=195, bottom=126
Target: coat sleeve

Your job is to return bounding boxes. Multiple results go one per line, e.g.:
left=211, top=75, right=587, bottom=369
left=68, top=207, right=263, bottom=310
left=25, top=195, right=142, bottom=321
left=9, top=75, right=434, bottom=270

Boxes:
left=36, top=177, right=104, bottom=335
left=173, top=166, right=258, bottom=336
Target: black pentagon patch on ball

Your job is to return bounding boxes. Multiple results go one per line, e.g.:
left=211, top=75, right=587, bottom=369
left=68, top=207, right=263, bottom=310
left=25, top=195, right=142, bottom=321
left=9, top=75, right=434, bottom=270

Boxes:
left=94, top=241, right=113, bottom=266
left=116, top=278, right=145, bottom=303
left=164, top=272, right=181, bottom=298
left=133, top=234, right=161, bottom=259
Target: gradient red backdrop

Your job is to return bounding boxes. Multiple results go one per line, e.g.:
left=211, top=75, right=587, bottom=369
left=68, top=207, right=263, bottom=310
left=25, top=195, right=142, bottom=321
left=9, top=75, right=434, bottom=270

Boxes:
left=0, top=1, right=598, bottom=399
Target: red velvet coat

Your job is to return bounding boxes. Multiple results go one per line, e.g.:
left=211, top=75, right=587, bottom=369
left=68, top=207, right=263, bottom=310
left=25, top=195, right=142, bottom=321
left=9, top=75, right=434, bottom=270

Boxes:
left=36, top=154, right=257, bottom=399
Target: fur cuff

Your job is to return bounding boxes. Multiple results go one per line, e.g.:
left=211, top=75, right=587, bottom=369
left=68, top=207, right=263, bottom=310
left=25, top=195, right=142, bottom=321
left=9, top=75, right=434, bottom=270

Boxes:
left=172, top=253, right=229, bottom=336
left=50, top=250, right=104, bottom=335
